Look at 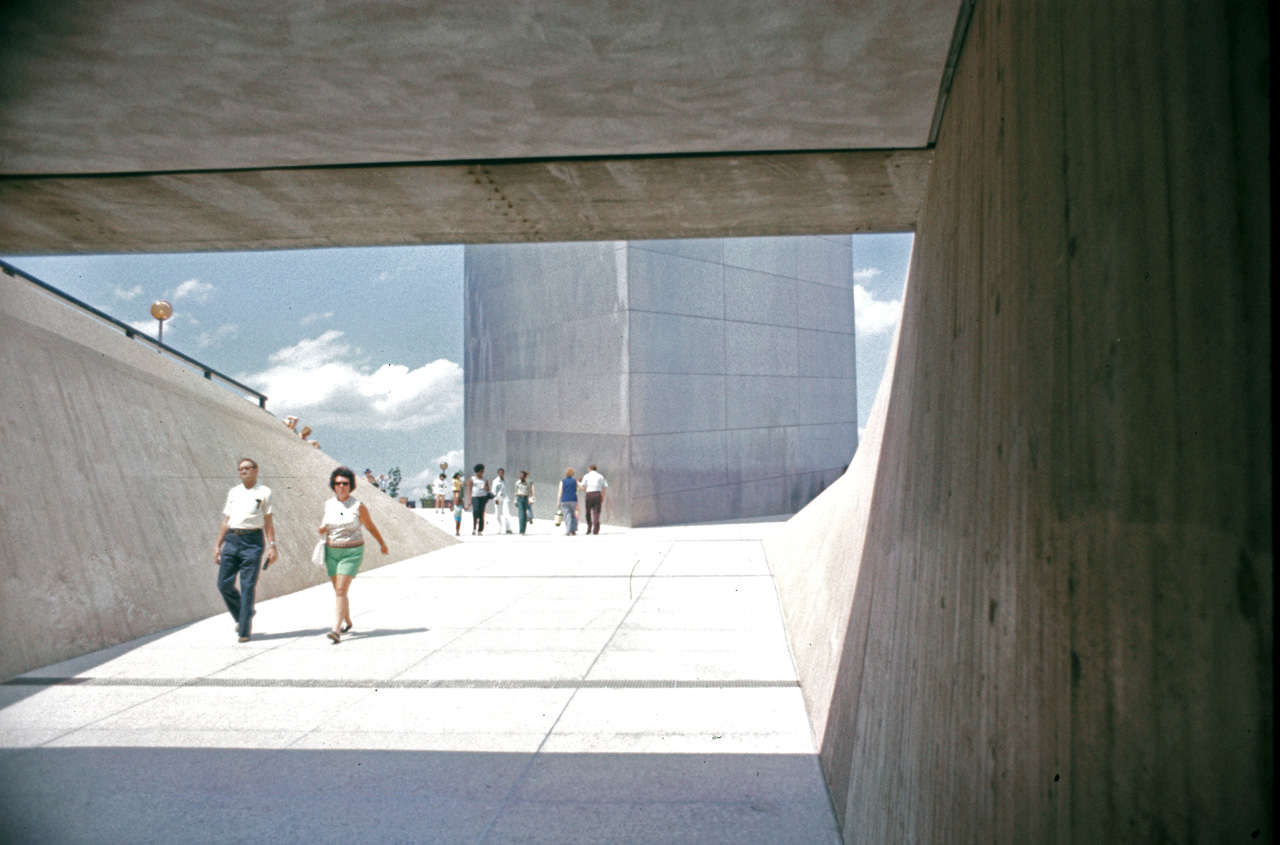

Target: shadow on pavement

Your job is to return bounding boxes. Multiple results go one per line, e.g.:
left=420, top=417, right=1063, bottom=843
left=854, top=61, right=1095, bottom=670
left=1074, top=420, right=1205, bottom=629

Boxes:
left=0, top=747, right=839, bottom=845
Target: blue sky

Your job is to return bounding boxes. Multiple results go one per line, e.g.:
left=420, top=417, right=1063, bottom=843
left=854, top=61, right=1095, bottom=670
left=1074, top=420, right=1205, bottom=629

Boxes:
left=851, top=232, right=914, bottom=437
left=4, top=246, right=466, bottom=494
left=4, top=233, right=909, bottom=497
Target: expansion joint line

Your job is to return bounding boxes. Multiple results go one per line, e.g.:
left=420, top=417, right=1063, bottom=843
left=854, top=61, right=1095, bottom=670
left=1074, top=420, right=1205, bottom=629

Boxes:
left=472, top=543, right=673, bottom=845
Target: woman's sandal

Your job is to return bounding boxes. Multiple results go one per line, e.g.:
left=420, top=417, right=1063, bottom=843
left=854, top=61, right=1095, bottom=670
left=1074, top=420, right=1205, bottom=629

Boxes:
left=340, top=623, right=353, bottom=633
left=327, top=630, right=341, bottom=644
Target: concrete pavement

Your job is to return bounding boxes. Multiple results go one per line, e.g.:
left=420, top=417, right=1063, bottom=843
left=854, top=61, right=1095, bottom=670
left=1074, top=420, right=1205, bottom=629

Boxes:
left=0, top=516, right=840, bottom=844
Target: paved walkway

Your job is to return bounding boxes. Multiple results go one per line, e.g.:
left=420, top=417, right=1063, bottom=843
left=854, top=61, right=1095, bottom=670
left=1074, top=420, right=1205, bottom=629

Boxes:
left=0, top=516, right=840, bottom=844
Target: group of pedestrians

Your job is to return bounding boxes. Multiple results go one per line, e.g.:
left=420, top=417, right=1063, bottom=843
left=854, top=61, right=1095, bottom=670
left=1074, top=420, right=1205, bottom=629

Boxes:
left=213, top=457, right=387, bottom=646
left=457, top=464, right=536, bottom=536
left=363, top=468, right=395, bottom=495
left=449, top=462, right=609, bottom=537
left=212, top=456, right=611, bottom=647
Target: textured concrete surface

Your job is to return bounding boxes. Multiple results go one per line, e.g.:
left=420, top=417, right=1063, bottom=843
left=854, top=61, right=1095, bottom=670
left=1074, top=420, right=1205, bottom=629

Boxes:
left=0, top=0, right=955, bottom=254
left=0, top=269, right=456, bottom=682
left=465, top=237, right=856, bottom=528
left=0, top=2, right=958, bottom=173
left=766, top=1, right=1272, bottom=841
left=0, top=0, right=1270, bottom=841
left=0, top=149, right=932, bottom=255
left=0, top=517, right=840, bottom=845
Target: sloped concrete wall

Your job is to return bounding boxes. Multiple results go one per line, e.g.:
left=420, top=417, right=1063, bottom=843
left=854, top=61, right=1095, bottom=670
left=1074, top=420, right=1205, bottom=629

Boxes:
left=766, top=1, right=1271, bottom=842
left=0, top=272, right=456, bottom=681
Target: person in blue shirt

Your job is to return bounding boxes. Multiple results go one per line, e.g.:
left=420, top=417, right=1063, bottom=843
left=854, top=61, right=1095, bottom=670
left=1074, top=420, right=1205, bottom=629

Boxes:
left=558, top=468, right=579, bottom=535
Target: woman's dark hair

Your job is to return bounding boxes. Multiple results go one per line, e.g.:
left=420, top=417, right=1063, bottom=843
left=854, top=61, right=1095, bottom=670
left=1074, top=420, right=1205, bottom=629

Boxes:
left=453, top=471, right=462, bottom=478
left=329, top=466, right=357, bottom=491
left=473, top=463, right=484, bottom=473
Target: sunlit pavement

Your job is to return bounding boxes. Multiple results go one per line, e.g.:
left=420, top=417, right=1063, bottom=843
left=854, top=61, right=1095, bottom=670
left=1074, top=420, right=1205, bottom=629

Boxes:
left=0, top=516, right=840, bottom=844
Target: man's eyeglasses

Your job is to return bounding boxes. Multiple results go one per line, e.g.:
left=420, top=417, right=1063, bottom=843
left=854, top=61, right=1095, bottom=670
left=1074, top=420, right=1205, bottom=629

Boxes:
left=334, top=480, right=352, bottom=486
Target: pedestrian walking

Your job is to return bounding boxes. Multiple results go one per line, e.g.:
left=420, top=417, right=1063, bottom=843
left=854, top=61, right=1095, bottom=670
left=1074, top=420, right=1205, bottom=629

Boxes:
left=318, top=466, right=388, bottom=644
left=493, top=468, right=514, bottom=533
left=212, top=457, right=278, bottom=642
left=466, top=464, right=491, bottom=534
left=433, top=473, right=448, bottom=512
left=515, top=471, right=535, bottom=534
left=558, top=468, right=579, bottom=535
left=581, top=464, right=608, bottom=535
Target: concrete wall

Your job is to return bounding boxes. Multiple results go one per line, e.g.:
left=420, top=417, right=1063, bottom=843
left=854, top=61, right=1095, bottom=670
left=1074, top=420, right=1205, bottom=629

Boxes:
left=765, top=1, right=1271, bottom=842
left=464, top=236, right=857, bottom=527
left=0, top=271, right=457, bottom=681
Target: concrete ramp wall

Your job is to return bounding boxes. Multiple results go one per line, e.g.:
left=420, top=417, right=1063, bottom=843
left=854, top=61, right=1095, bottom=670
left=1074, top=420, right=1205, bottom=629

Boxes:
left=0, top=271, right=456, bottom=681
left=766, top=1, right=1271, bottom=841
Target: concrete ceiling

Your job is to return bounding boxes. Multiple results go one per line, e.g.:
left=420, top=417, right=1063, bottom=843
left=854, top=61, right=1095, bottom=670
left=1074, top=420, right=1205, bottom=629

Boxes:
left=0, top=1, right=965, bottom=253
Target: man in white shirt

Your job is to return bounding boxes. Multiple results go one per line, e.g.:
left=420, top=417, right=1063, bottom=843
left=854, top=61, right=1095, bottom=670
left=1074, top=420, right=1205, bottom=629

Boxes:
left=580, top=464, right=608, bottom=535
left=492, top=468, right=514, bottom=533
left=212, top=457, right=278, bottom=642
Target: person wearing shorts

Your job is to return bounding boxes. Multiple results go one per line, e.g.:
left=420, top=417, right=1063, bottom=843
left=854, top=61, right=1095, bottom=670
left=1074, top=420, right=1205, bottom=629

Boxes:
left=318, top=466, right=388, bottom=644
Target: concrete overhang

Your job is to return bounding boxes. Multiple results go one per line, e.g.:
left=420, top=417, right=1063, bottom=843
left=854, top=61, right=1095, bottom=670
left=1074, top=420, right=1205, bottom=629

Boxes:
left=0, top=1, right=964, bottom=253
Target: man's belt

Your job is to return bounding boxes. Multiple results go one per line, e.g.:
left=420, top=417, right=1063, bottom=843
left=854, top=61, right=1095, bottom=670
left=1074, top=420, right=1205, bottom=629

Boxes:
left=226, top=527, right=263, bottom=535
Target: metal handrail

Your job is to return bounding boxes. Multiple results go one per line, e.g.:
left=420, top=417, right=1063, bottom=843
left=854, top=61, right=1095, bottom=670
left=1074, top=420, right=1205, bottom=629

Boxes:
left=1, top=258, right=269, bottom=408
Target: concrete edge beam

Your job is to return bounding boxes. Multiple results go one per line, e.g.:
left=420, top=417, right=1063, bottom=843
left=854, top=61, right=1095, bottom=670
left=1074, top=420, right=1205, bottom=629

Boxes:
left=0, top=149, right=930, bottom=255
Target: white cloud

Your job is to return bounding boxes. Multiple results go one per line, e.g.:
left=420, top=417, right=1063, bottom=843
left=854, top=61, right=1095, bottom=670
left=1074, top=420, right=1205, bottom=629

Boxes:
left=114, top=285, right=143, bottom=301
left=196, top=323, right=239, bottom=349
left=242, top=330, right=463, bottom=432
left=172, top=279, right=214, bottom=302
left=300, top=311, right=334, bottom=325
left=854, top=284, right=902, bottom=336
left=126, top=318, right=159, bottom=337
left=406, top=452, right=463, bottom=498
left=853, top=267, right=882, bottom=283
left=433, top=449, right=464, bottom=472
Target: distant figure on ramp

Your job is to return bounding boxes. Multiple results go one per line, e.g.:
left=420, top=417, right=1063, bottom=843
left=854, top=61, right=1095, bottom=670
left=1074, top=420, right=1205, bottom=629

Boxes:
left=212, top=457, right=278, bottom=642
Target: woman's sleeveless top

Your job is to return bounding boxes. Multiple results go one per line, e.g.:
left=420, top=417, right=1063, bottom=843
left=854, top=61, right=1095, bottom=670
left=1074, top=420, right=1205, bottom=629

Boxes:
left=324, top=496, right=364, bottom=547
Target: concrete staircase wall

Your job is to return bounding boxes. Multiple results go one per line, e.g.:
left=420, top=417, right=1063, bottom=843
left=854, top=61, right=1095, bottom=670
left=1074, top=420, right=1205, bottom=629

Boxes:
left=765, top=1, right=1271, bottom=841
left=0, top=272, right=456, bottom=681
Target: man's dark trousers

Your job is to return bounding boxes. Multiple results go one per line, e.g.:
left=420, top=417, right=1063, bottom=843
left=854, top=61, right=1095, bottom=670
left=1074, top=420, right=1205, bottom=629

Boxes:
left=218, top=530, right=263, bottom=638
left=584, top=491, right=603, bottom=535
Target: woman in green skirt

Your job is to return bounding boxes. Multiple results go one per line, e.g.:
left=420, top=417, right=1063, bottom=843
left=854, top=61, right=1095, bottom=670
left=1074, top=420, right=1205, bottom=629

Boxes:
left=318, top=466, right=388, bottom=643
